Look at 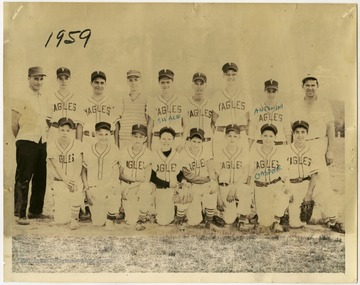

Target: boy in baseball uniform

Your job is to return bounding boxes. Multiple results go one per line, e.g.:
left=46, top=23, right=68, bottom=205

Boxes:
left=146, top=69, right=189, bottom=152
left=248, top=123, right=290, bottom=233
left=78, top=71, right=122, bottom=146
left=214, top=124, right=252, bottom=229
left=284, top=120, right=319, bottom=228
left=248, top=79, right=291, bottom=149
left=82, top=122, right=121, bottom=230
left=119, top=70, right=149, bottom=148
left=46, top=67, right=82, bottom=142
left=151, top=127, right=185, bottom=226
left=48, top=117, right=84, bottom=230
left=182, top=128, right=219, bottom=228
left=211, top=62, right=252, bottom=150
left=187, top=72, right=214, bottom=156
left=119, top=124, right=153, bottom=231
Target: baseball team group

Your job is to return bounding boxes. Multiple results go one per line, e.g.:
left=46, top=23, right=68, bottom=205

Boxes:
left=11, top=62, right=345, bottom=234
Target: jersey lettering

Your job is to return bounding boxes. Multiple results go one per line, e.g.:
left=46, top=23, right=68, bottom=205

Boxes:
left=59, top=153, right=75, bottom=163
left=221, top=160, right=242, bottom=169
left=218, top=101, right=245, bottom=111
left=189, top=108, right=212, bottom=119
left=157, top=163, right=177, bottom=172
left=288, top=156, right=312, bottom=166
left=255, top=160, right=280, bottom=169
left=188, top=159, right=206, bottom=171
left=258, top=113, right=283, bottom=122
left=53, top=102, right=77, bottom=112
left=157, top=105, right=182, bottom=115
left=126, top=160, right=145, bottom=170
left=84, top=105, right=112, bottom=116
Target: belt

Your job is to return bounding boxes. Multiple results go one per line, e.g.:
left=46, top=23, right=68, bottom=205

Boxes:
left=216, top=125, right=246, bottom=132
left=256, top=140, right=286, bottom=146
left=54, top=177, right=62, bottom=182
left=153, top=131, right=183, bottom=137
left=219, top=182, right=230, bottom=187
left=290, top=176, right=311, bottom=183
left=122, top=181, right=135, bottom=185
left=254, top=177, right=282, bottom=187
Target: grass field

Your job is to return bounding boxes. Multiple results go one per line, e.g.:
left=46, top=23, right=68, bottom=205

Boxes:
left=7, top=138, right=346, bottom=274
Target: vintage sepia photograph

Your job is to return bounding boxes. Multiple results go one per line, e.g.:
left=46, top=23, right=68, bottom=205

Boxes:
left=3, top=2, right=357, bottom=283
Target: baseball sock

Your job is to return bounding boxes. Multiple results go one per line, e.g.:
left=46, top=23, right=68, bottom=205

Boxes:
left=71, top=205, right=81, bottom=220
left=107, top=212, right=116, bottom=221
left=205, top=208, right=214, bottom=221
left=139, top=210, right=148, bottom=223
left=176, top=209, right=186, bottom=219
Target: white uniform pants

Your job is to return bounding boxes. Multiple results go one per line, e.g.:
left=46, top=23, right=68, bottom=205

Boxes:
left=155, top=188, right=175, bottom=225
left=187, top=182, right=217, bottom=226
left=219, top=184, right=252, bottom=224
left=289, top=182, right=308, bottom=228
left=254, top=182, right=289, bottom=227
left=87, top=185, right=121, bottom=226
left=122, top=182, right=154, bottom=225
left=308, top=138, right=338, bottom=220
left=52, top=180, right=84, bottom=224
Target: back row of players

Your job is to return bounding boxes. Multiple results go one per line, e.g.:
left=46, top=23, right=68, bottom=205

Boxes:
left=15, top=63, right=344, bottom=233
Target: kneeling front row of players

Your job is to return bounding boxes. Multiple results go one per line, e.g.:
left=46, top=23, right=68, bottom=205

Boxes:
left=48, top=116, right=341, bottom=233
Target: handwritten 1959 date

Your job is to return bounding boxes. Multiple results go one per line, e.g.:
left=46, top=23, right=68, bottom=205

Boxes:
left=45, top=29, right=91, bottom=48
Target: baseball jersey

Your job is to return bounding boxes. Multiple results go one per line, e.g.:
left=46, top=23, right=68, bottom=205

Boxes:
left=183, top=145, right=212, bottom=178
left=248, top=101, right=291, bottom=142
left=214, top=146, right=249, bottom=184
left=83, top=143, right=120, bottom=186
left=290, top=97, right=334, bottom=139
left=119, top=145, right=152, bottom=180
left=119, top=93, right=148, bottom=142
left=187, top=97, right=213, bottom=138
left=78, top=95, right=122, bottom=134
left=47, top=138, right=83, bottom=180
left=250, top=145, right=288, bottom=183
left=152, top=149, right=183, bottom=184
left=46, top=90, right=80, bottom=125
left=146, top=94, right=188, bottom=134
left=284, top=143, right=319, bottom=179
left=211, top=88, right=252, bottom=127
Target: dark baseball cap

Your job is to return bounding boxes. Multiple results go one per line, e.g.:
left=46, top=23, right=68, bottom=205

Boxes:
left=131, top=124, right=147, bottom=136
left=91, top=71, right=106, bottom=82
left=225, top=124, right=241, bottom=134
left=95, top=121, right=111, bottom=131
left=260, top=123, right=278, bottom=135
left=58, top=117, right=75, bottom=129
left=192, top=72, right=207, bottom=83
left=127, top=70, right=141, bottom=78
left=57, top=67, right=71, bottom=78
left=188, top=128, right=205, bottom=141
left=28, top=66, right=46, bottom=77
left=222, top=62, right=238, bottom=73
left=159, top=126, right=176, bottom=138
left=158, top=69, right=174, bottom=80
left=292, top=120, right=309, bottom=132
left=302, top=76, right=318, bottom=85
left=264, top=79, right=278, bottom=90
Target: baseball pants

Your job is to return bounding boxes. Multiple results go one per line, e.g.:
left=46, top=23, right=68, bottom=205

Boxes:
left=308, top=138, right=338, bottom=220
left=219, top=184, right=252, bottom=224
left=187, top=182, right=217, bottom=226
left=87, top=185, right=121, bottom=226
left=288, top=182, right=308, bottom=228
left=122, top=182, right=154, bottom=225
left=52, top=180, right=84, bottom=224
left=254, top=182, right=289, bottom=227
left=14, top=139, right=47, bottom=218
left=155, top=188, right=175, bottom=225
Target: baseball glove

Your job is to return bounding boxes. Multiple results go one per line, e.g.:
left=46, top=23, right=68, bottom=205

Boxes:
left=300, top=200, right=315, bottom=223
left=173, top=183, right=193, bottom=204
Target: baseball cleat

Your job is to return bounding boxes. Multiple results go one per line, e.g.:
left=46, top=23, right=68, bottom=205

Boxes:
left=271, top=222, right=284, bottom=233
left=328, top=222, right=345, bottom=234
left=70, top=219, right=80, bottom=230
left=136, top=222, right=146, bottom=231
left=16, top=218, right=30, bottom=225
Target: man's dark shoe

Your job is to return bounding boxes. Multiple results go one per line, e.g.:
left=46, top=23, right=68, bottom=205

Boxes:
left=16, top=217, right=30, bottom=225
left=27, top=213, right=51, bottom=219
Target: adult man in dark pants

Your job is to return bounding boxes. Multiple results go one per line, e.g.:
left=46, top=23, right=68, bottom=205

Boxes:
left=12, top=66, right=50, bottom=225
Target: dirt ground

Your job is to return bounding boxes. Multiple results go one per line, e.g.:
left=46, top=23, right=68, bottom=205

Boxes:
left=6, top=138, right=345, bottom=274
